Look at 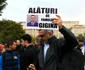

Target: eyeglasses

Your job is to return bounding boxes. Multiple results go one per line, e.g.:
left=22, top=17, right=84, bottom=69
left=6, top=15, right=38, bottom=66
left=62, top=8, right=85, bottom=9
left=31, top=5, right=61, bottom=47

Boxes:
left=38, top=35, right=46, bottom=38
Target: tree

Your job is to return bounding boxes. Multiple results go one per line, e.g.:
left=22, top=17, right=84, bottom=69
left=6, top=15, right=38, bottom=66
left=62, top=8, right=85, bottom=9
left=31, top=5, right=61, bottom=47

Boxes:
left=77, top=34, right=84, bottom=41
left=31, top=36, right=36, bottom=42
left=0, top=20, right=25, bottom=43
left=0, top=0, right=7, bottom=16
left=84, top=33, right=85, bottom=37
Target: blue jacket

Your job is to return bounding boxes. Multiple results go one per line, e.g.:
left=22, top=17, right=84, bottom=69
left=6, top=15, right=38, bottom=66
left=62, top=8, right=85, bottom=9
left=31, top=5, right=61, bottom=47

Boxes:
left=0, top=54, right=3, bottom=70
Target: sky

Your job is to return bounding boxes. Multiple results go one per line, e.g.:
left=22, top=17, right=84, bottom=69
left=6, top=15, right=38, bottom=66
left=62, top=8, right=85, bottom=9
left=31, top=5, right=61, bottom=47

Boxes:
left=0, top=0, right=85, bottom=24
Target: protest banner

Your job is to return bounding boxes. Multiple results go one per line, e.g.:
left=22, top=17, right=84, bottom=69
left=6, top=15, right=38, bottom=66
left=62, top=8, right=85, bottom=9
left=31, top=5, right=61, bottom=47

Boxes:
left=26, top=7, right=58, bottom=30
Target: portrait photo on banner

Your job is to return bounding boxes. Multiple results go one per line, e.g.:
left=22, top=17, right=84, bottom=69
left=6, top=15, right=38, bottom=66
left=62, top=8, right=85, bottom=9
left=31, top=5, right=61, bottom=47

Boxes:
left=27, top=15, right=38, bottom=27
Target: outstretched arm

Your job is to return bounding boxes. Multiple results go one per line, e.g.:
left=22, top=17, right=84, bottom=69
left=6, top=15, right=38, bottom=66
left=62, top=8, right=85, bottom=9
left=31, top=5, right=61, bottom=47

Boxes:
left=52, top=15, right=78, bottom=54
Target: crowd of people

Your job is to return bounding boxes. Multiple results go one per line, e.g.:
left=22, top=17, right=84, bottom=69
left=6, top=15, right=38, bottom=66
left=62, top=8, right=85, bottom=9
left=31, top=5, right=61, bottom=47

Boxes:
left=0, top=15, right=85, bottom=70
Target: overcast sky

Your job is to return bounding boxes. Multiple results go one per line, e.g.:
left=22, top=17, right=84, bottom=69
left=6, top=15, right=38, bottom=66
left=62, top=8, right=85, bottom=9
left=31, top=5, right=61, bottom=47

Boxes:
left=0, top=0, right=85, bottom=24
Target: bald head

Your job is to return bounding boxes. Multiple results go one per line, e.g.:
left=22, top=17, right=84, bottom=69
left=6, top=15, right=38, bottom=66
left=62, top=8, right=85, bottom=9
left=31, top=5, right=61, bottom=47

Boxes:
left=16, top=40, right=20, bottom=45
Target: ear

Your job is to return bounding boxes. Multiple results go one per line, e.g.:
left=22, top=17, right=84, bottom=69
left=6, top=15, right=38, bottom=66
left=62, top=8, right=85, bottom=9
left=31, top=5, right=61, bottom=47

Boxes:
left=9, top=45, right=12, bottom=48
left=25, top=40, right=28, bottom=43
left=48, top=32, right=52, bottom=36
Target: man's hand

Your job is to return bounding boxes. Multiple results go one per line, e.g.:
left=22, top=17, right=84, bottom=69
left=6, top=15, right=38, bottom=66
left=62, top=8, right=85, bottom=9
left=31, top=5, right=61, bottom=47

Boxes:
left=52, top=15, right=63, bottom=29
left=27, top=64, right=36, bottom=70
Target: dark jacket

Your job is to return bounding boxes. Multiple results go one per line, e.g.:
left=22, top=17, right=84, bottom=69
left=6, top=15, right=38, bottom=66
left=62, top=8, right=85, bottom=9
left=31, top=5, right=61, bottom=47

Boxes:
left=76, top=44, right=82, bottom=51
left=59, top=48, right=84, bottom=70
left=35, top=26, right=78, bottom=70
left=2, top=50, right=20, bottom=70
left=27, top=22, right=38, bottom=27
left=16, top=44, right=24, bottom=55
left=20, top=45, right=39, bottom=70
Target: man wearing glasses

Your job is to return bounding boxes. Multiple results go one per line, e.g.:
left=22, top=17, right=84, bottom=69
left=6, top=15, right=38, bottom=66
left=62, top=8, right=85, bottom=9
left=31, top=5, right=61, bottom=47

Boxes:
left=28, top=15, right=79, bottom=70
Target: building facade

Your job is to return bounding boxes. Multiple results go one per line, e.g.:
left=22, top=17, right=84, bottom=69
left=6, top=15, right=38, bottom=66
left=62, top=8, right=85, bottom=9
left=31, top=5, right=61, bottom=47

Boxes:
left=20, top=21, right=85, bottom=38
left=71, top=25, right=85, bottom=37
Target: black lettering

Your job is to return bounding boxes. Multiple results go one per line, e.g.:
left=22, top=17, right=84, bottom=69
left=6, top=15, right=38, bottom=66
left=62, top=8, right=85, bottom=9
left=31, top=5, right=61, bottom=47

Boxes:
left=51, top=24, right=57, bottom=28
left=39, top=23, right=57, bottom=28
left=33, top=8, right=37, bottom=13
left=41, top=8, right=45, bottom=13
left=50, top=24, right=53, bottom=28
left=46, top=14, right=50, bottom=17
left=43, top=23, right=44, bottom=28
left=54, top=24, right=57, bottom=28
left=37, top=7, right=41, bottom=13
left=51, top=8, right=54, bottom=14
left=55, top=8, right=57, bottom=14
left=45, top=23, right=49, bottom=28
left=28, top=8, right=33, bottom=13
left=50, top=19, right=52, bottom=21
left=39, top=23, right=42, bottom=28
left=45, top=8, right=50, bottom=13
left=41, top=18, right=43, bottom=21
left=41, top=18, right=52, bottom=21
left=28, top=7, right=57, bottom=14
left=49, top=23, right=51, bottom=28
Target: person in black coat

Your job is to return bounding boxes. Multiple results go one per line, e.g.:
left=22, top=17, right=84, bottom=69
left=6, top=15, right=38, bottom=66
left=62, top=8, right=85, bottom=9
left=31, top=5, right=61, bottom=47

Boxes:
left=28, top=15, right=78, bottom=70
left=2, top=40, right=20, bottom=70
left=77, top=39, right=83, bottom=51
left=20, top=34, right=39, bottom=70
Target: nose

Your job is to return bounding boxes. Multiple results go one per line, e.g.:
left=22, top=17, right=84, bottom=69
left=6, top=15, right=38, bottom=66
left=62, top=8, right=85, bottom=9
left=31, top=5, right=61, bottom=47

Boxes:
left=39, top=37, right=43, bottom=41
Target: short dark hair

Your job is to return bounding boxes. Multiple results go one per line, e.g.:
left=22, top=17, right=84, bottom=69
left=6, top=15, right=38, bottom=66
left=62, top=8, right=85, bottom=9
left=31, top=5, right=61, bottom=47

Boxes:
left=21, top=34, right=32, bottom=43
left=7, top=40, right=14, bottom=48
left=31, top=15, right=35, bottom=17
left=79, top=40, right=83, bottom=42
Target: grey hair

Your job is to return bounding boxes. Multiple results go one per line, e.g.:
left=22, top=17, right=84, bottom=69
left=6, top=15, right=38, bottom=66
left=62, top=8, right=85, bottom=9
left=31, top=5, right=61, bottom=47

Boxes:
left=38, top=29, right=53, bottom=35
